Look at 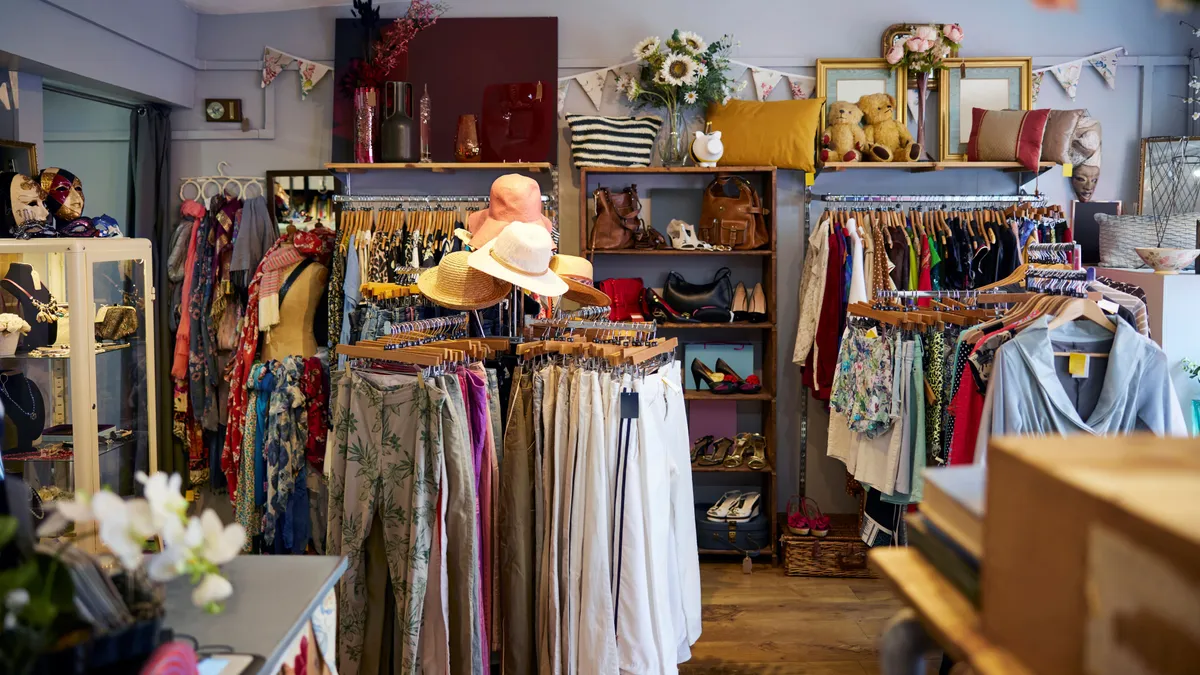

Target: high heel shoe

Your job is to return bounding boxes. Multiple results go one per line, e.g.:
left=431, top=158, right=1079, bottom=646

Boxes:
left=691, top=435, right=714, bottom=463
left=746, top=433, right=768, bottom=470
left=731, top=282, right=749, bottom=322
left=644, top=288, right=697, bottom=323
left=714, top=358, right=763, bottom=394
left=690, top=358, right=736, bottom=394
left=746, top=282, right=768, bottom=323
left=667, top=219, right=690, bottom=250
left=724, top=433, right=752, bottom=468
left=697, top=437, right=733, bottom=465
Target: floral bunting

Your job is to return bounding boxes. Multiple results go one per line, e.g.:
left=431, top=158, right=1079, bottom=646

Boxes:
left=557, top=80, right=570, bottom=116
left=261, top=47, right=295, bottom=89
left=0, top=83, right=9, bottom=112
left=1049, top=61, right=1083, bottom=99
left=8, top=71, right=18, bottom=110
left=787, top=75, right=814, bottom=99
left=296, top=59, right=332, bottom=100
left=574, top=70, right=609, bottom=109
left=750, top=68, right=785, bottom=101
left=1031, top=71, right=1044, bottom=105
left=1087, top=49, right=1120, bottom=89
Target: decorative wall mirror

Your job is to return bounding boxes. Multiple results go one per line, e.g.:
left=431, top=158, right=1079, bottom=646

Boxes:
left=938, top=58, right=1032, bottom=161
left=1138, top=136, right=1200, bottom=216
left=815, top=59, right=905, bottom=132
left=266, top=170, right=341, bottom=232
left=0, top=139, right=38, bottom=175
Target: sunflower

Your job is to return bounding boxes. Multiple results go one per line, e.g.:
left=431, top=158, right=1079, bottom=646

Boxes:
left=683, top=91, right=698, bottom=105
left=660, top=54, right=698, bottom=86
left=679, top=31, right=707, bottom=54
left=633, top=36, right=661, bottom=60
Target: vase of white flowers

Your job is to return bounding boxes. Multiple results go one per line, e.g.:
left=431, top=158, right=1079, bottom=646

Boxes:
left=0, top=313, right=30, bottom=356
left=618, top=30, right=741, bottom=166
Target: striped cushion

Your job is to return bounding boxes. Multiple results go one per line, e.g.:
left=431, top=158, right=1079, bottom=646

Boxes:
left=566, top=115, right=662, bottom=168
left=1097, top=212, right=1200, bottom=268
left=966, top=108, right=1050, bottom=171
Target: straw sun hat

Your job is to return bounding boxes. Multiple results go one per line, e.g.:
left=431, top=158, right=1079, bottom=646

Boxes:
left=468, top=221, right=568, bottom=298
left=418, top=251, right=513, bottom=310
left=467, top=174, right=554, bottom=248
left=548, top=255, right=610, bottom=307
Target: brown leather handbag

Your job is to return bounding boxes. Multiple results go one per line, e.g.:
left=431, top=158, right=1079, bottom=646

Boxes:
left=698, top=176, right=770, bottom=250
left=590, top=185, right=643, bottom=250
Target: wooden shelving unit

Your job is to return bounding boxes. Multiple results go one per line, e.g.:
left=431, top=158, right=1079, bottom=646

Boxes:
left=580, top=165, right=779, bottom=563
left=819, top=160, right=1060, bottom=175
left=325, top=161, right=552, bottom=174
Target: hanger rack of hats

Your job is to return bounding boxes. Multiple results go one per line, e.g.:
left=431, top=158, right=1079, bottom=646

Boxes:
left=179, top=161, right=264, bottom=202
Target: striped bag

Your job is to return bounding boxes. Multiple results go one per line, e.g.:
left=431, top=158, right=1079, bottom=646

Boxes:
left=565, top=114, right=663, bottom=168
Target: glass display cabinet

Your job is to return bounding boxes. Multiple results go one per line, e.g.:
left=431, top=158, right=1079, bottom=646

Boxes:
left=0, top=239, right=157, bottom=506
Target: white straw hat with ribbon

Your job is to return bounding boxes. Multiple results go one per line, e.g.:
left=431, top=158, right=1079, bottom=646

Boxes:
left=467, top=220, right=568, bottom=297
left=548, top=254, right=611, bottom=307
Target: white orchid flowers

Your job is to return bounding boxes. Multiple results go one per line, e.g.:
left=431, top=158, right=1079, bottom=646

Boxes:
left=38, top=471, right=246, bottom=613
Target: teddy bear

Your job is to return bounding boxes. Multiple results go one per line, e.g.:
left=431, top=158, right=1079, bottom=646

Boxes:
left=820, top=101, right=867, bottom=163
left=857, top=93, right=921, bottom=162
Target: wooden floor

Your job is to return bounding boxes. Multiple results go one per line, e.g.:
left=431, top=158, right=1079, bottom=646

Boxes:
left=680, top=562, right=908, bottom=675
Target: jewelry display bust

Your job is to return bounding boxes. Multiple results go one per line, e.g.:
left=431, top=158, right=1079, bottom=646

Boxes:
left=0, top=263, right=60, bottom=352
left=0, top=371, right=44, bottom=452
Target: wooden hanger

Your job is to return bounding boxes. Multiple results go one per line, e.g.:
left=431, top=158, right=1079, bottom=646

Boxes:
left=1047, top=298, right=1115, bottom=333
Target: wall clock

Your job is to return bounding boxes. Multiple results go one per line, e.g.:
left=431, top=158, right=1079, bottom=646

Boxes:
left=204, top=98, right=241, bottom=123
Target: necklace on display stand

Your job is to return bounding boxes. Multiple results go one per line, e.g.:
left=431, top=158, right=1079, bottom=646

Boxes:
left=0, top=278, right=65, bottom=323
left=0, top=374, right=37, bottom=419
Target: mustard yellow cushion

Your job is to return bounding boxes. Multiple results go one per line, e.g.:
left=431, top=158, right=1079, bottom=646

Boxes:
left=706, top=98, right=825, bottom=173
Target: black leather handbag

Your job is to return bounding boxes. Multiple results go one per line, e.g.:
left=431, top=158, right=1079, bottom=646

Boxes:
left=663, top=267, right=733, bottom=317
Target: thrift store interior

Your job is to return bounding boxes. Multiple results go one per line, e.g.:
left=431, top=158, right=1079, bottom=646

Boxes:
left=1, top=0, right=1199, bottom=673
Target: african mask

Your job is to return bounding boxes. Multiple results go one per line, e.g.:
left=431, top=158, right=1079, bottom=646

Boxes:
left=1069, top=114, right=1102, bottom=203
left=39, top=168, right=84, bottom=221
left=0, top=172, right=53, bottom=239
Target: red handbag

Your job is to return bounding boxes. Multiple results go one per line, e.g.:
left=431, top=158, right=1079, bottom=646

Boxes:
left=598, top=277, right=645, bottom=321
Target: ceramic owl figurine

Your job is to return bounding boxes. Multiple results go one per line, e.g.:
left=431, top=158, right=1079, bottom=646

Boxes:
left=691, top=129, right=724, bottom=167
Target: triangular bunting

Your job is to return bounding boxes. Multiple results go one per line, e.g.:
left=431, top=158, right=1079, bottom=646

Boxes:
left=787, top=75, right=814, bottom=100
left=1049, top=61, right=1083, bottom=100
left=8, top=72, right=17, bottom=110
left=1087, top=49, right=1120, bottom=90
left=751, top=68, right=784, bottom=101
left=557, top=81, right=570, bottom=117
left=574, top=70, right=608, bottom=110
left=296, top=59, right=332, bottom=99
left=261, top=46, right=295, bottom=89
left=1031, top=71, right=1044, bottom=105
left=0, top=83, right=9, bottom=112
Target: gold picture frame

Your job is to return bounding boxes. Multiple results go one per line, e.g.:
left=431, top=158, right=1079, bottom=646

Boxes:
left=938, top=58, right=1032, bottom=161
left=0, top=139, right=38, bottom=175
left=815, top=58, right=906, bottom=133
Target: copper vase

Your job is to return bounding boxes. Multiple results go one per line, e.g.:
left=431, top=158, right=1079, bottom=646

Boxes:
left=455, top=114, right=481, bottom=162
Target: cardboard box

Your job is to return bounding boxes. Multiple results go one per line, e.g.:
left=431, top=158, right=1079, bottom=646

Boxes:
left=984, top=434, right=1200, bottom=675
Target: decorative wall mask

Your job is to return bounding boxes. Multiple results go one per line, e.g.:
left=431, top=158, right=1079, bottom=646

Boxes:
left=39, top=167, right=85, bottom=222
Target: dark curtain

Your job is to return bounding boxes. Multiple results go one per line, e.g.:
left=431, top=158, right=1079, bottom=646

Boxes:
left=128, top=104, right=180, bottom=477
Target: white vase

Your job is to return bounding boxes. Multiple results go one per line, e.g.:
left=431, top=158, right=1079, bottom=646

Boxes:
left=0, top=331, right=19, bottom=356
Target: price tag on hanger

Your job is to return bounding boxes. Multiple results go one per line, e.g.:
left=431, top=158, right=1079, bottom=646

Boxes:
left=1097, top=298, right=1119, bottom=315
left=620, top=392, right=639, bottom=419
left=804, top=172, right=814, bottom=187
left=1068, top=353, right=1089, bottom=378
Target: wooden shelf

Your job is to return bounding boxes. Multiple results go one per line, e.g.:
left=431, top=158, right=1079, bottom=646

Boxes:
left=584, top=249, right=771, bottom=256
left=580, top=165, right=776, bottom=174
left=870, top=549, right=1034, bottom=675
left=684, top=390, right=773, bottom=401
left=698, top=544, right=775, bottom=557
left=691, top=463, right=774, bottom=474
left=659, top=322, right=773, bottom=329
left=820, top=160, right=1059, bottom=174
left=326, top=162, right=552, bottom=174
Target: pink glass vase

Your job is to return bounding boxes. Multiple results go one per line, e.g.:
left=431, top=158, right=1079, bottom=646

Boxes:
left=354, top=87, right=378, bottom=163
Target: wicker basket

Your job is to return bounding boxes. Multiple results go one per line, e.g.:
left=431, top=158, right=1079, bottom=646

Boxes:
left=781, top=513, right=876, bottom=578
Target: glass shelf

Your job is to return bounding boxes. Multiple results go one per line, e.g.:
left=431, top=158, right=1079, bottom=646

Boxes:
left=0, top=342, right=131, bottom=360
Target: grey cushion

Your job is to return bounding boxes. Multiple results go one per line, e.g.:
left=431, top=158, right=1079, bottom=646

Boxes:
left=1096, top=212, right=1200, bottom=268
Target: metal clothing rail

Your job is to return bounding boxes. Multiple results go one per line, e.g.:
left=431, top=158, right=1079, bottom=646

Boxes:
left=808, top=193, right=1044, bottom=204
left=876, top=289, right=1017, bottom=300
left=386, top=313, right=469, bottom=339
left=527, top=317, right=657, bottom=333
left=333, top=194, right=551, bottom=204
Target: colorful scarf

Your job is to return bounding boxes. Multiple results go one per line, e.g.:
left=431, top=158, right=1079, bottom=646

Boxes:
left=222, top=226, right=334, bottom=495
left=302, top=356, right=328, bottom=471
left=188, top=199, right=220, bottom=430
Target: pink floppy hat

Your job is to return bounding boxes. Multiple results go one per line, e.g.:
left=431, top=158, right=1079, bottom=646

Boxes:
left=468, top=174, right=554, bottom=248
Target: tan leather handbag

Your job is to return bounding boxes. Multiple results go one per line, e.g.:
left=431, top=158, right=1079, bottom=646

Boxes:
left=590, top=185, right=643, bottom=250
left=698, top=177, right=770, bottom=250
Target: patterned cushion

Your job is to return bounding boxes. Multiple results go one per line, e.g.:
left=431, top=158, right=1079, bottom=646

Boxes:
left=1040, top=109, right=1084, bottom=164
left=1097, top=212, right=1200, bottom=268
left=565, top=115, right=662, bottom=168
left=966, top=108, right=1051, bottom=171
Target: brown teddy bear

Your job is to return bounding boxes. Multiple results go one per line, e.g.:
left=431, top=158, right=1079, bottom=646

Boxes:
left=858, top=93, right=921, bottom=162
left=820, top=101, right=867, bottom=163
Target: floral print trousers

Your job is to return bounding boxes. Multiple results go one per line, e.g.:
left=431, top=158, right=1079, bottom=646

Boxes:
left=327, top=369, right=445, bottom=675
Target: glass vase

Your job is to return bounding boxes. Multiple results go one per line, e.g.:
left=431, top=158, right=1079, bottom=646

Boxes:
left=353, top=87, right=378, bottom=164
left=914, top=71, right=931, bottom=160
left=1192, top=399, right=1200, bottom=436
left=455, top=114, right=481, bottom=162
left=659, top=105, right=688, bottom=166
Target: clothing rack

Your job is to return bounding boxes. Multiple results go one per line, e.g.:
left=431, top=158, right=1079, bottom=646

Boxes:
left=552, top=305, right=611, bottom=321
left=333, top=194, right=551, bottom=205
left=807, top=193, right=1044, bottom=204
left=526, top=316, right=657, bottom=334
left=876, top=289, right=1014, bottom=300
left=385, top=313, right=469, bottom=342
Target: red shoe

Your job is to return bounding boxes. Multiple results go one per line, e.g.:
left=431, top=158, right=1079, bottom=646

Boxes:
left=804, top=497, right=830, bottom=537
left=787, top=496, right=809, bottom=535
left=714, top=359, right=763, bottom=394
